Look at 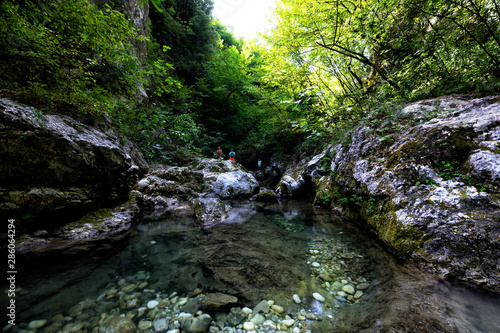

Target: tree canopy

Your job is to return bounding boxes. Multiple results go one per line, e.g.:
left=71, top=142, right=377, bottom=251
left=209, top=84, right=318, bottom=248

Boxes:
left=1, top=0, right=499, bottom=165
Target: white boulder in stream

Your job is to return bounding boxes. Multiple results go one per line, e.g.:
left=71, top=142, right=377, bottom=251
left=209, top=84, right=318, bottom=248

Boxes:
left=211, top=171, right=259, bottom=199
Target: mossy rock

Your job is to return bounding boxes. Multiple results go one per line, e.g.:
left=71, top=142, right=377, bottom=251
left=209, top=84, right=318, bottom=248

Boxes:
left=252, top=190, right=278, bottom=203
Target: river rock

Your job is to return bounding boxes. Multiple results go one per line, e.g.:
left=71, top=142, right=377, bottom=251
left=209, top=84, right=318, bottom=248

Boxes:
left=178, top=297, right=189, bottom=306
left=293, top=294, right=301, bottom=304
left=27, top=319, right=48, bottom=330
left=342, top=285, right=356, bottom=295
left=354, top=290, right=364, bottom=299
left=357, top=283, right=370, bottom=290
left=99, top=315, right=136, bottom=333
left=243, top=322, right=255, bottom=331
left=253, top=300, right=270, bottom=314
left=193, top=197, right=231, bottom=228
left=241, top=307, right=253, bottom=315
left=147, top=300, right=159, bottom=309
left=250, top=188, right=279, bottom=203
left=180, top=297, right=201, bottom=314
left=200, top=293, right=238, bottom=312
left=211, top=171, right=259, bottom=199
left=262, top=320, right=277, bottom=330
left=122, top=284, right=136, bottom=293
left=153, top=318, right=169, bottom=332
left=16, top=196, right=142, bottom=258
left=250, top=313, right=266, bottom=325
left=189, top=158, right=242, bottom=187
left=135, top=166, right=205, bottom=212
left=319, top=272, right=333, bottom=282
left=227, top=307, right=245, bottom=326
left=271, top=304, right=285, bottom=313
left=311, top=95, right=500, bottom=291
left=184, top=218, right=308, bottom=305
left=185, top=314, right=212, bottom=333
left=62, top=322, right=85, bottom=332
left=126, top=298, right=138, bottom=309
left=138, top=320, right=153, bottom=330
left=277, top=173, right=306, bottom=199
left=313, top=292, right=326, bottom=302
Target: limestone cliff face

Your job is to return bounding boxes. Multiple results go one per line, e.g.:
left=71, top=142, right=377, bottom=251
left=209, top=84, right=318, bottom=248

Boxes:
left=91, top=0, right=149, bottom=63
left=277, top=95, right=500, bottom=291
left=0, top=98, right=148, bottom=232
left=115, top=0, right=149, bottom=64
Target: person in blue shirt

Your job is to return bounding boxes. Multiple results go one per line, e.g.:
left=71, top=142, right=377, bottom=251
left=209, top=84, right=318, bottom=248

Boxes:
left=228, top=149, right=236, bottom=161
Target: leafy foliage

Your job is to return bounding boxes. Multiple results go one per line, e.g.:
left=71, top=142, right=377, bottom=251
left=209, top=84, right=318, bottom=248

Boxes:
left=0, top=0, right=142, bottom=115
left=266, top=0, right=500, bottom=127
left=3, top=0, right=499, bottom=166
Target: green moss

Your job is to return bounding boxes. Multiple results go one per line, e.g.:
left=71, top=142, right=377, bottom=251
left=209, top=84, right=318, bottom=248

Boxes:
left=391, top=225, right=429, bottom=255
left=74, top=208, right=113, bottom=226
left=254, top=191, right=278, bottom=203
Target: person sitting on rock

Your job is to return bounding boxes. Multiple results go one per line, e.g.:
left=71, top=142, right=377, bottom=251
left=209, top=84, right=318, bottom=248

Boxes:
left=228, top=149, right=236, bottom=161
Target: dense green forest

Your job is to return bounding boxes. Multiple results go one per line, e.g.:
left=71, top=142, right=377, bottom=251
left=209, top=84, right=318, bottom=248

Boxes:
left=1, top=0, right=499, bottom=167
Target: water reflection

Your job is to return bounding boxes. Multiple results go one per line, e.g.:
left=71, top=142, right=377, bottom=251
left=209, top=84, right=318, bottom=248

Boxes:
left=222, top=203, right=257, bottom=224
left=3, top=200, right=500, bottom=332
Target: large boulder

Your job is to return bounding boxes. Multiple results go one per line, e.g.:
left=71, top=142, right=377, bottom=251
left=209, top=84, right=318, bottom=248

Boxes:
left=134, top=166, right=204, bottom=212
left=276, top=151, right=329, bottom=199
left=193, top=197, right=231, bottom=228
left=192, top=158, right=246, bottom=188
left=312, top=95, right=500, bottom=291
left=0, top=98, right=148, bottom=231
left=211, top=171, right=259, bottom=199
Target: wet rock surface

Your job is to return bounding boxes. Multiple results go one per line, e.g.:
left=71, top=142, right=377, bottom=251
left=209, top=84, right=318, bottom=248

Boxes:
left=211, top=171, right=259, bottom=199
left=193, top=197, right=231, bottom=228
left=0, top=98, right=147, bottom=229
left=16, top=196, right=142, bottom=259
left=134, top=159, right=260, bottom=226
left=301, top=95, right=500, bottom=291
left=134, top=165, right=205, bottom=213
left=250, top=188, right=279, bottom=203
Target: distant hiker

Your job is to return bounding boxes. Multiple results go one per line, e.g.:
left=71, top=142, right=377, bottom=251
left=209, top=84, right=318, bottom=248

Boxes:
left=216, top=146, right=223, bottom=159
left=257, top=159, right=262, bottom=169
left=228, top=149, right=236, bottom=161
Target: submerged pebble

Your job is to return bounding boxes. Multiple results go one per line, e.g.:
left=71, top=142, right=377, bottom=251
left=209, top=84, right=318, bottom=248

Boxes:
left=313, top=292, right=326, bottom=302
left=27, top=319, right=48, bottom=330
left=243, top=321, right=255, bottom=330
left=147, top=300, right=159, bottom=309
left=342, top=285, right=355, bottom=295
